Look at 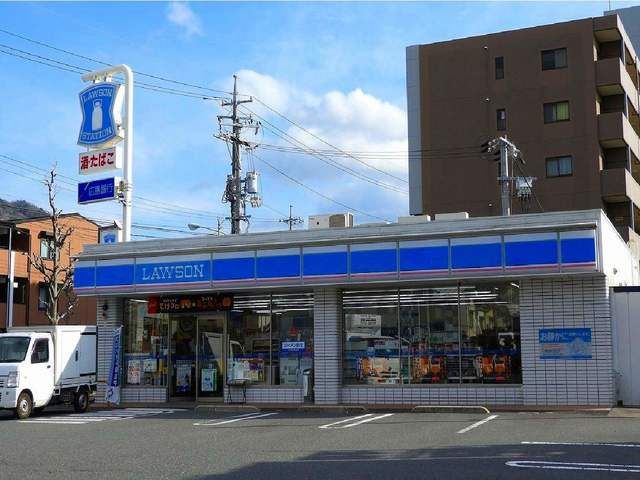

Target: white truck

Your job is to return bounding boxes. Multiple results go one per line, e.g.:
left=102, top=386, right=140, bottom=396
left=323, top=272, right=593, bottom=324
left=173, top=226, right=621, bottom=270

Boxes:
left=0, top=325, right=97, bottom=419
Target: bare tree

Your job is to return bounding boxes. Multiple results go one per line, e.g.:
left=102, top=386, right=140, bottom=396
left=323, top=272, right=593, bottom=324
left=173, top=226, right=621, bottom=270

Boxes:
left=28, top=166, right=77, bottom=325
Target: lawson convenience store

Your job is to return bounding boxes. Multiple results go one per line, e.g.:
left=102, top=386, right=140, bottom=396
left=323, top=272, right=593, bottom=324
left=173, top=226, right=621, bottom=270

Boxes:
left=74, top=209, right=637, bottom=407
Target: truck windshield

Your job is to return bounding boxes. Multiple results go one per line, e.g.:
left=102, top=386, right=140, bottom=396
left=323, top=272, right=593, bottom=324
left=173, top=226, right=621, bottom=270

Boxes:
left=0, top=337, right=31, bottom=363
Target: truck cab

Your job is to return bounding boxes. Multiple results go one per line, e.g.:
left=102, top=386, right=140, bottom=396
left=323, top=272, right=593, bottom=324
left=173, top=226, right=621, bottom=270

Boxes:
left=0, top=326, right=97, bottom=419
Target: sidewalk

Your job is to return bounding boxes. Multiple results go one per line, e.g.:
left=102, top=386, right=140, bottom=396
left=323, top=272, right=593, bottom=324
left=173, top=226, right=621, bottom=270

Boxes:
left=93, top=401, right=618, bottom=415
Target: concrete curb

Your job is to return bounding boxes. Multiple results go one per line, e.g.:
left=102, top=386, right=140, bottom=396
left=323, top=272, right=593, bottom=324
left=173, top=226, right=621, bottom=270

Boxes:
left=194, top=404, right=260, bottom=414
left=296, top=405, right=368, bottom=415
left=412, top=405, right=491, bottom=414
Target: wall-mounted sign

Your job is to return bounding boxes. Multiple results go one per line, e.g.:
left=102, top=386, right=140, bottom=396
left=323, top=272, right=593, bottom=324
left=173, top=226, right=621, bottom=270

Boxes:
left=99, top=223, right=122, bottom=244
left=539, top=328, right=592, bottom=360
left=78, top=82, right=124, bottom=147
left=78, top=177, right=121, bottom=204
left=147, top=294, right=234, bottom=314
left=281, top=341, right=305, bottom=353
left=79, top=146, right=122, bottom=175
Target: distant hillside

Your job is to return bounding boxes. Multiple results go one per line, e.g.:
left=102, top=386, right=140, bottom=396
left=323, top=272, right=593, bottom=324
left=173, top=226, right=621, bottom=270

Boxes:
left=0, top=198, right=48, bottom=221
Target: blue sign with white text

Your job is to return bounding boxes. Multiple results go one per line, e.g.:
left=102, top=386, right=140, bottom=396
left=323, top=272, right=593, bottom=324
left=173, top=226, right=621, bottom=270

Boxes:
left=539, top=328, right=592, bottom=360
left=78, top=83, right=121, bottom=146
left=281, top=341, right=305, bottom=353
left=78, top=177, right=118, bottom=204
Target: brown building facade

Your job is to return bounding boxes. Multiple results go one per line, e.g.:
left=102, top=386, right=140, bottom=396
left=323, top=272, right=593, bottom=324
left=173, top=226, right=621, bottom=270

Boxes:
left=407, top=14, right=640, bottom=247
left=0, top=214, right=99, bottom=330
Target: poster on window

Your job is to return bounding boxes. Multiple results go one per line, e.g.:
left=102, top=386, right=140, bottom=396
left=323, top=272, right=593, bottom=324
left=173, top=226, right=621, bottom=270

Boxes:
left=346, top=313, right=382, bottom=337
left=127, top=359, right=141, bottom=385
left=143, top=358, right=157, bottom=373
left=201, top=368, right=217, bottom=392
left=176, top=364, right=192, bottom=393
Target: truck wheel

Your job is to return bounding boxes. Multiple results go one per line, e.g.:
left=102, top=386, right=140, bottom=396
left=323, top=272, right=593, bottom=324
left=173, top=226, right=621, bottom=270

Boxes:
left=15, top=392, right=33, bottom=420
left=73, top=390, right=89, bottom=413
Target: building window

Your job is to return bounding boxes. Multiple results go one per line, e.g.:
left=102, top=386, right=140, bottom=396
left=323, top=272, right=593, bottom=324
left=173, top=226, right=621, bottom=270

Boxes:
left=541, top=48, right=567, bottom=70
left=544, top=101, right=570, bottom=123
left=546, top=155, right=573, bottom=177
left=0, top=276, right=27, bottom=304
left=343, top=283, right=522, bottom=386
left=40, top=237, right=57, bottom=261
left=496, top=109, right=507, bottom=131
left=495, top=56, right=504, bottom=79
left=38, top=284, right=49, bottom=311
left=31, top=339, right=49, bottom=364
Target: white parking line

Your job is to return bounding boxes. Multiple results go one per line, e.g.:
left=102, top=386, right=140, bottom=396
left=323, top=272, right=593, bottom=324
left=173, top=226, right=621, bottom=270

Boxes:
left=456, top=414, right=498, bottom=434
left=506, top=461, right=640, bottom=473
left=340, top=413, right=394, bottom=428
left=193, top=412, right=278, bottom=426
left=318, top=414, right=373, bottom=429
left=18, top=408, right=184, bottom=425
left=522, top=441, right=640, bottom=448
left=319, top=413, right=394, bottom=429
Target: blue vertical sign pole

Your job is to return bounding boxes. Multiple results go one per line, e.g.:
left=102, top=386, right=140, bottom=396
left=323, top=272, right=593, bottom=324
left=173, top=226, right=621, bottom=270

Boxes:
left=105, top=326, right=122, bottom=405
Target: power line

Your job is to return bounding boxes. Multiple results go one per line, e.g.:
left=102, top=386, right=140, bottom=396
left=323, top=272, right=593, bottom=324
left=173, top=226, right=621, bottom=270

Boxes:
left=252, top=97, right=408, bottom=184
left=0, top=44, right=224, bottom=101
left=242, top=106, right=408, bottom=195
left=251, top=152, right=389, bottom=222
left=0, top=28, right=235, bottom=96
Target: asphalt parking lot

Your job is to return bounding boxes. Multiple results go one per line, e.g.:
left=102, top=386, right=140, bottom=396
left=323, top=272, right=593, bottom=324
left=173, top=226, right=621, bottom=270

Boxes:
left=1, top=406, right=639, bottom=479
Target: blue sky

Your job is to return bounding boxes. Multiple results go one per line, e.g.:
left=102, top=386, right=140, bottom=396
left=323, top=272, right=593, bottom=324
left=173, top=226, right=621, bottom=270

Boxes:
left=0, top=1, right=637, bottom=238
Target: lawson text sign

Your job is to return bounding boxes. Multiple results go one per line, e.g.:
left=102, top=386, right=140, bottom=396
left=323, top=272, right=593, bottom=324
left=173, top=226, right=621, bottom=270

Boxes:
left=78, top=177, right=120, bottom=204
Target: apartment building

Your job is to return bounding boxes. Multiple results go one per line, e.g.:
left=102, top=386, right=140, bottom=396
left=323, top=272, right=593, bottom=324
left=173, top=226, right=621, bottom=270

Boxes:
left=0, top=214, right=99, bottom=329
left=406, top=14, right=640, bottom=248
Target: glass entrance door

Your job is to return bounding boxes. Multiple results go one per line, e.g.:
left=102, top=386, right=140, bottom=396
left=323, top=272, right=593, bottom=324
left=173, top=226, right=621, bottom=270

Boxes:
left=170, top=314, right=226, bottom=400
left=170, top=316, right=197, bottom=398
left=197, top=314, right=225, bottom=399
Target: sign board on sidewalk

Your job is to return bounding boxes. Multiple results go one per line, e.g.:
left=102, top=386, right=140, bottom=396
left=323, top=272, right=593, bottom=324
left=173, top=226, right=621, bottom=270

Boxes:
left=539, top=328, right=592, bottom=360
left=78, top=82, right=124, bottom=147
left=105, top=326, right=122, bottom=405
left=78, top=177, right=120, bottom=204
left=79, top=146, right=122, bottom=175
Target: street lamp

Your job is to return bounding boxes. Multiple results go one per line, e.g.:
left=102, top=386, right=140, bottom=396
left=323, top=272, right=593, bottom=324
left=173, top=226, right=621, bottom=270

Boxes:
left=187, top=221, right=224, bottom=236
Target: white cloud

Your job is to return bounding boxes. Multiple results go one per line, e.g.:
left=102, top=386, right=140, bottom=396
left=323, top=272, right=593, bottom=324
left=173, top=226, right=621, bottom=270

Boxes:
left=166, top=2, right=203, bottom=37
left=225, top=70, right=410, bottom=222
left=234, top=70, right=408, bottom=175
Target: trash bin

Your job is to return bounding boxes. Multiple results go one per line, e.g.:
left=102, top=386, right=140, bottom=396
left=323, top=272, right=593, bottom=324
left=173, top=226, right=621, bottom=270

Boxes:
left=303, top=368, right=314, bottom=402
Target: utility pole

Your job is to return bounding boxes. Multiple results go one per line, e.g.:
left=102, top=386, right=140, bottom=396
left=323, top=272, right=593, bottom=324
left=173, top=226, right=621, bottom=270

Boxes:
left=499, top=138, right=511, bottom=216
left=482, top=136, right=521, bottom=217
left=279, top=205, right=304, bottom=231
left=219, top=75, right=255, bottom=234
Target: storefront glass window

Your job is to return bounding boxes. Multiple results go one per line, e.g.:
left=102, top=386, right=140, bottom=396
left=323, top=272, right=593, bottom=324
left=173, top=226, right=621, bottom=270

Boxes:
left=229, top=293, right=314, bottom=386
left=124, top=300, right=169, bottom=387
left=460, top=283, right=521, bottom=384
left=344, top=282, right=521, bottom=386
left=272, top=293, right=314, bottom=386
left=343, top=290, right=400, bottom=385
left=228, top=295, right=272, bottom=384
left=399, top=287, right=459, bottom=384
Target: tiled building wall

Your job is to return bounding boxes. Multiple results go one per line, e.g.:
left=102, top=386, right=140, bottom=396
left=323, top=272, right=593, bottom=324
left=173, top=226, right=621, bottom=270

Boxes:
left=96, top=296, right=124, bottom=401
left=341, top=386, right=524, bottom=405
left=313, top=288, right=342, bottom=404
left=520, top=275, right=614, bottom=406
left=225, top=387, right=304, bottom=404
